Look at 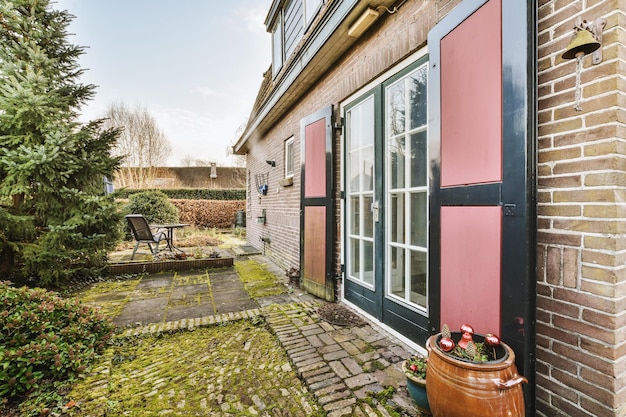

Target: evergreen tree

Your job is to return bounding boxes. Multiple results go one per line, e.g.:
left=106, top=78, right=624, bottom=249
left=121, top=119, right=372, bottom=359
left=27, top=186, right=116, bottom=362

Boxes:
left=0, top=0, right=122, bottom=285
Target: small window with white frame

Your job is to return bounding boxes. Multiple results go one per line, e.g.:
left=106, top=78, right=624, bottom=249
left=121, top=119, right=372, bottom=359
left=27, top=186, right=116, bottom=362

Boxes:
left=285, top=136, right=295, bottom=178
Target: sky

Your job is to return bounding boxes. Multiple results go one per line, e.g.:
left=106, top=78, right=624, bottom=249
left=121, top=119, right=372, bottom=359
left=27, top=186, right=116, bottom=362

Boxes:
left=54, top=0, right=273, bottom=167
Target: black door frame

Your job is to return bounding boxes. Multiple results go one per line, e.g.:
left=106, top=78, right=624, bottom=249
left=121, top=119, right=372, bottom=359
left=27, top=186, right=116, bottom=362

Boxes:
left=342, top=89, right=382, bottom=318
left=379, top=57, right=431, bottom=344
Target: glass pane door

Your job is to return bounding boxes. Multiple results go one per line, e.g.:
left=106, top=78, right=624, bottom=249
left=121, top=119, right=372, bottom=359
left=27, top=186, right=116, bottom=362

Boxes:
left=346, top=96, right=375, bottom=287
left=385, top=63, right=429, bottom=312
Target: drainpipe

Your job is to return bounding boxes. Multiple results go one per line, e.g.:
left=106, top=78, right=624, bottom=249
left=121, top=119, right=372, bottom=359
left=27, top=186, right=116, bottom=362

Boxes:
left=260, top=233, right=271, bottom=255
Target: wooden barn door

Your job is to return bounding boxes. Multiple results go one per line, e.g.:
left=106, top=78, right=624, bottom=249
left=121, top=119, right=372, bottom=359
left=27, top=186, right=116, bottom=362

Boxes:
left=300, top=106, right=335, bottom=301
left=428, top=0, right=535, bottom=414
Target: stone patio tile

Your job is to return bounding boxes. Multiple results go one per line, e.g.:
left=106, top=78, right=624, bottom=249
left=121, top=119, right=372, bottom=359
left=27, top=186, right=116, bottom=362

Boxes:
left=114, top=297, right=169, bottom=326
left=166, top=304, right=215, bottom=321
left=210, top=278, right=244, bottom=291
left=212, top=288, right=251, bottom=300
left=89, top=292, right=130, bottom=303
left=171, top=284, right=209, bottom=299
left=136, top=276, right=173, bottom=289
left=215, top=298, right=258, bottom=314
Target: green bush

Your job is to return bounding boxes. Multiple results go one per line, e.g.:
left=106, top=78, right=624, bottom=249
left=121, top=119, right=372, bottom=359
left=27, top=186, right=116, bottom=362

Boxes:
left=0, top=281, right=113, bottom=401
left=125, top=190, right=179, bottom=224
left=115, top=188, right=245, bottom=200
left=171, top=199, right=245, bottom=228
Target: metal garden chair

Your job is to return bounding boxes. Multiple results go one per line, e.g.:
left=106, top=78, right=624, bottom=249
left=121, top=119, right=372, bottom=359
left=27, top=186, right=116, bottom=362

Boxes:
left=125, top=214, right=170, bottom=260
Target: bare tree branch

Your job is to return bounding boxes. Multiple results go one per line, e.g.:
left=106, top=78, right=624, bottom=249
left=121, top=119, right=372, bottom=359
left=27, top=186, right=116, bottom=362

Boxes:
left=103, top=101, right=172, bottom=187
left=227, top=121, right=247, bottom=168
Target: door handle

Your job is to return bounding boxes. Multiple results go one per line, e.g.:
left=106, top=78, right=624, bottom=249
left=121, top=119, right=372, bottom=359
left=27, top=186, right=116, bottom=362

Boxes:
left=371, top=201, right=379, bottom=223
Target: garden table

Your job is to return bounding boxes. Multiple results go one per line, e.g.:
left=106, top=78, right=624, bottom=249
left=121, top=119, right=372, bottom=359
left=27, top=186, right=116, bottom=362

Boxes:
left=151, top=223, right=190, bottom=252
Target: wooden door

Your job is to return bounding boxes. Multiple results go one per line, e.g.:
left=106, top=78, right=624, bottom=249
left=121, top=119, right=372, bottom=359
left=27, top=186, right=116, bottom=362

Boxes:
left=428, top=0, right=536, bottom=414
left=300, top=106, right=335, bottom=301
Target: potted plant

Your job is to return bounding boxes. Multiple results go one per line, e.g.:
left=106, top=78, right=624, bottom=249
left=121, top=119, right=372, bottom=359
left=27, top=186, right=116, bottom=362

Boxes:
left=401, top=355, right=431, bottom=415
left=426, top=324, right=527, bottom=417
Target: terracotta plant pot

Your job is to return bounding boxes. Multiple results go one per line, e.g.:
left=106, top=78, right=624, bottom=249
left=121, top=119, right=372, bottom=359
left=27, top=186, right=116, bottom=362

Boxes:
left=426, top=333, right=527, bottom=417
left=401, top=360, right=431, bottom=415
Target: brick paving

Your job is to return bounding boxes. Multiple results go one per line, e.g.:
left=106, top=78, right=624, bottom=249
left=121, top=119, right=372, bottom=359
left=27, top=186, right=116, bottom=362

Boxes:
left=264, top=303, right=422, bottom=416
left=73, top=255, right=424, bottom=416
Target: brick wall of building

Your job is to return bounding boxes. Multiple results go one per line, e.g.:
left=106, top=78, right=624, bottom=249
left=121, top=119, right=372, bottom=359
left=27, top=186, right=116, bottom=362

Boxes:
left=537, top=1, right=625, bottom=415
left=245, top=113, right=302, bottom=273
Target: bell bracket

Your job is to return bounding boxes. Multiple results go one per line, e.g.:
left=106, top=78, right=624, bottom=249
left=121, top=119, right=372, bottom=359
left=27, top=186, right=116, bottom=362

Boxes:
left=577, top=16, right=606, bottom=65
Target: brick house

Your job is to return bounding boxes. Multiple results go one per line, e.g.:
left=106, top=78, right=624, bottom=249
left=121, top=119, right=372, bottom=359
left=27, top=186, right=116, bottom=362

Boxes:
left=233, top=1, right=625, bottom=415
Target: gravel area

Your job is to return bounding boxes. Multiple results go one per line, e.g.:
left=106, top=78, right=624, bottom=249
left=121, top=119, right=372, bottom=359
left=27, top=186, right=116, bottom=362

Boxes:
left=317, top=303, right=368, bottom=327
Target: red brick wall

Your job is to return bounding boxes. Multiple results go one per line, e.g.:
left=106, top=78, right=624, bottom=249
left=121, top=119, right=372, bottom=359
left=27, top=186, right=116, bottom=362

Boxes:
left=245, top=115, right=302, bottom=272
left=537, top=1, right=625, bottom=416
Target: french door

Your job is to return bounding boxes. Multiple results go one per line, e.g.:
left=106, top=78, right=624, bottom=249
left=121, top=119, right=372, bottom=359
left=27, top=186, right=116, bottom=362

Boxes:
left=344, top=56, right=430, bottom=341
left=343, top=6, right=535, bottom=405
left=344, top=92, right=379, bottom=317
left=381, top=59, right=430, bottom=340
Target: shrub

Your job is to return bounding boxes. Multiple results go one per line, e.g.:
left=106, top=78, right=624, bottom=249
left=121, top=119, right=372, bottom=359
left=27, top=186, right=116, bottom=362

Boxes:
left=0, top=281, right=113, bottom=401
left=171, top=199, right=245, bottom=228
left=125, top=190, right=179, bottom=224
left=115, top=188, right=246, bottom=200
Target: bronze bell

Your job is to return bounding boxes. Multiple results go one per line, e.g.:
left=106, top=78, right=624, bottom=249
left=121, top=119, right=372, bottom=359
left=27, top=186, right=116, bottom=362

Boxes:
left=562, top=29, right=601, bottom=59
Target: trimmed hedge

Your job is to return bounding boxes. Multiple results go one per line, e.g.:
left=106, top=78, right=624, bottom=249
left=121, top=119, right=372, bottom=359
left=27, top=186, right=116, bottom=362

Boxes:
left=171, top=199, right=245, bottom=228
left=115, top=188, right=245, bottom=200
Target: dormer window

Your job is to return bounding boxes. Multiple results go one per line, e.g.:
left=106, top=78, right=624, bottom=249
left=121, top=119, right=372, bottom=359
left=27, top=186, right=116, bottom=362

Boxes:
left=272, top=14, right=283, bottom=75
left=304, top=0, right=322, bottom=25
left=270, top=0, right=323, bottom=77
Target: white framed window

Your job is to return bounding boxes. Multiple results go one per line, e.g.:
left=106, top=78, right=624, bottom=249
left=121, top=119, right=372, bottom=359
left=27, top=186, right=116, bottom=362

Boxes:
left=340, top=51, right=430, bottom=323
left=285, top=136, right=295, bottom=178
left=345, top=95, right=376, bottom=288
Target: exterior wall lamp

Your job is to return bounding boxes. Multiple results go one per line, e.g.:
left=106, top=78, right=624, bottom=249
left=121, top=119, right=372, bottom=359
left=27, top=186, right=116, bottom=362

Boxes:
left=347, top=5, right=401, bottom=38
left=562, top=17, right=605, bottom=111
left=348, top=7, right=379, bottom=37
